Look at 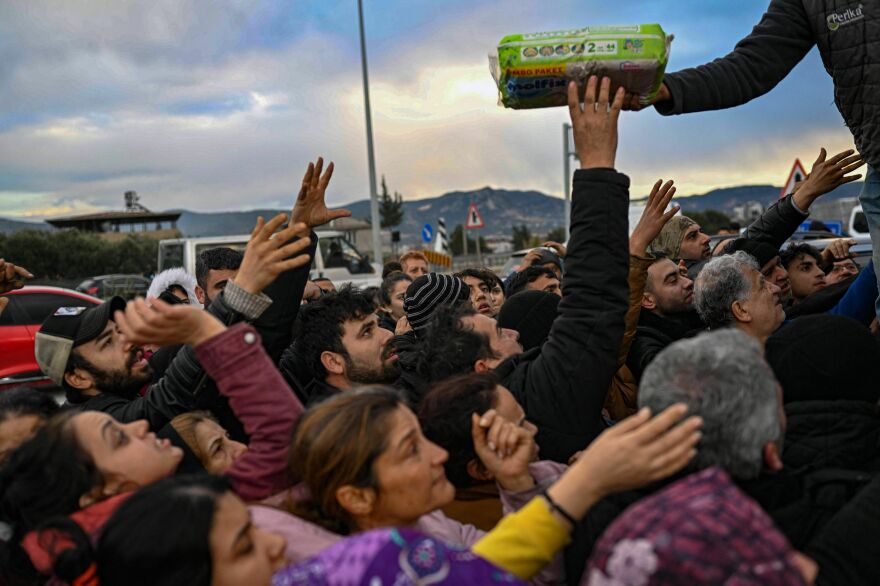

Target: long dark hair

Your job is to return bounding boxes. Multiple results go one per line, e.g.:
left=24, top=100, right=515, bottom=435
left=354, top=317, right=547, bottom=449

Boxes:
left=0, top=411, right=101, bottom=584
left=91, top=475, right=228, bottom=586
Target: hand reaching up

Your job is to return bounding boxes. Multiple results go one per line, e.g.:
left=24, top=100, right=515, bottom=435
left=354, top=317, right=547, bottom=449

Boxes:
left=292, top=157, right=352, bottom=228
left=0, top=258, right=33, bottom=316
left=630, top=179, right=679, bottom=255
left=567, top=76, right=625, bottom=169
left=116, top=297, right=226, bottom=348
left=472, top=410, right=537, bottom=492
left=793, top=148, right=864, bottom=210
left=234, top=214, right=312, bottom=296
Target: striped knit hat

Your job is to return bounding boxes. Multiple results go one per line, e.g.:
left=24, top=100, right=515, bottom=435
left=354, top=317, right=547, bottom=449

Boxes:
left=404, top=273, right=470, bottom=335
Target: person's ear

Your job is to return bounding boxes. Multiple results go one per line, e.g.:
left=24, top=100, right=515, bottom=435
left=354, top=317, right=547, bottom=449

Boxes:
left=762, top=442, right=783, bottom=472
left=195, top=285, right=206, bottom=305
left=64, top=368, right=94, bottom=392
left=321, top=351, right=346, bottom=376
left=466, top=458, right=494, bottom=482
left=731, top=299, right=752, bottom=323
left=335, top=485, right=376, bottom=518
left=473, top=359, right=492, bottom=374
left=641, top=292, right=657, bottom=311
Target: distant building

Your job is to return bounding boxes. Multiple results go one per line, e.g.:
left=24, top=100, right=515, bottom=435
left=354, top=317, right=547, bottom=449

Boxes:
left=46, top=191, right=181, bottom=241
left=485, top=237, right=514, bottom=254
left=731, top=201, right=764, bottom=223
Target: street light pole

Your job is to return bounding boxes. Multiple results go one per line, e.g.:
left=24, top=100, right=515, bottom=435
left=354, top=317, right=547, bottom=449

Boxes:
left=357, top=0, right=383, bottom=266
left=562, top=123, right=572, bottom=242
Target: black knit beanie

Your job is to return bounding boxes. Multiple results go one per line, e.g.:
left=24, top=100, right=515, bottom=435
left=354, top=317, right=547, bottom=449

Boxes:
left=765, top=314, right=880, bottom=404
left=497, top=290, right=560, bottom=351
left=404, top=273, right=470, bottom=335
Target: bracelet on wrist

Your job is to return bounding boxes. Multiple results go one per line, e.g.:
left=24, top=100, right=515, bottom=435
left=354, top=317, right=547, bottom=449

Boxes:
left=541, top=489, right=577, bottom=528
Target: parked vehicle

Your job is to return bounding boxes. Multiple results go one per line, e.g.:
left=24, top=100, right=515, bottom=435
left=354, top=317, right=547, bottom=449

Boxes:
left=782, top=233, right=873, bottom=268
left=849, top=205, right=869, bottom=237
left=76, top=274, right=151, bottom=300
left=0, top=287, right=101, bottom=391
left=158, top=230, right=382, bottom=289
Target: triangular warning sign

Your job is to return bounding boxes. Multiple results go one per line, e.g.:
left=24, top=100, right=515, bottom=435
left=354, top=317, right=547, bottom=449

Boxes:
left=780, top=159, right=808, bottom=199
left=465, top=202, right=485, bottom=229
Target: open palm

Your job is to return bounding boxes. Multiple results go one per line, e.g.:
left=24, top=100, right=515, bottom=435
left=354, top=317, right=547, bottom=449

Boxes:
left=292, top=157, right=352, bottom=228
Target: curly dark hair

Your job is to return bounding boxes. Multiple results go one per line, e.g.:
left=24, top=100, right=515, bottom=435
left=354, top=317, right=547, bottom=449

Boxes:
left=415, top=305, right=497, bottom=384
left=293, top=285, right=377, bottom=381
left=506, top=266, right=558, bottom=297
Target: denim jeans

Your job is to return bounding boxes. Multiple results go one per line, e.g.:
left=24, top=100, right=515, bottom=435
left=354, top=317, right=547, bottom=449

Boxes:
left=858, top=164, right=880, bottom=319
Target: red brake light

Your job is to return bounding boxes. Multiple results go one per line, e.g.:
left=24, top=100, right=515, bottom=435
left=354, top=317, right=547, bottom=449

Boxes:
left=85, top=287, right=99, bottom=295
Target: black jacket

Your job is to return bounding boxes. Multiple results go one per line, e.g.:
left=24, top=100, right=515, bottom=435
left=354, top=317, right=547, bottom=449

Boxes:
left=783, top=399, right=880, bottom=472
left=657, top=0, right=880, bottom=171
left=494, top=168, right=630, bottom=463
left=626, top=310, right=704, bottom=383
left=75, top=234, right=317, bottom=432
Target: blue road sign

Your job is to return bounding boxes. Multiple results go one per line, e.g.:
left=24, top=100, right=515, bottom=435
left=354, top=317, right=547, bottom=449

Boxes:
left=797, top=221, right=842, bottom=235
left=422, top=224, right=433, bottom=243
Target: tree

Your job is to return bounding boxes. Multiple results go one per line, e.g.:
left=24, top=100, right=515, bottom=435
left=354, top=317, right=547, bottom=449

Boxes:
left=687, top=209, right=732, bottom=235
left=379, top=175, right=404, bottom=229
left=450, top=224, right=487, bottom=256
left=512, top=224, right=540, bottom=250
left=545, top=226, right=566, bottom=243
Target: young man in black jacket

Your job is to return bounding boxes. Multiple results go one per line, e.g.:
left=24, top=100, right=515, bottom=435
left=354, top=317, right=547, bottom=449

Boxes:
left=415, top=76, right=631, bottom=464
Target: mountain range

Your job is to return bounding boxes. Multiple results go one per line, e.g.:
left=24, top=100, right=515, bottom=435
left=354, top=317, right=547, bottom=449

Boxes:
left=0, top=181, right=865, bottom=245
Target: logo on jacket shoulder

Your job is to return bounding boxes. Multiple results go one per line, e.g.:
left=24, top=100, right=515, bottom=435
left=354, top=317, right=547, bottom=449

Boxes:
left=827, top=4, right=864, bottom=30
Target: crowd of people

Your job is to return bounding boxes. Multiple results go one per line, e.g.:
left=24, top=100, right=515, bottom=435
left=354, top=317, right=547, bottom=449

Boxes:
left=2, top=27, right=880, bottom=583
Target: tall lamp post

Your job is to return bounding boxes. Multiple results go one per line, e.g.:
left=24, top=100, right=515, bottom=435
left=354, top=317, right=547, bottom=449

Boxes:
left=562, top=123, right=578, bottom=242
left=357, top=0, right=383, bottom=265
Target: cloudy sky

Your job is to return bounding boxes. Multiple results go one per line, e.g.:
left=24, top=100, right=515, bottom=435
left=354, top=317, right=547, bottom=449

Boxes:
left=0, top=0, right=856, bottom=221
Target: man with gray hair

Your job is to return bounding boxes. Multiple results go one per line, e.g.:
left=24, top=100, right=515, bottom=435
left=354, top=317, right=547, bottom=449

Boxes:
left=694, top=251, right=785, bottom=343
left=640, top=329, right=784, bottom=479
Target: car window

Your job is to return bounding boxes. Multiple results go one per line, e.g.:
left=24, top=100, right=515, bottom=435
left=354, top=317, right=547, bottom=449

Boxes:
left=0, top=296, right=19, bottom=326
left=12, top=293, right=97, bottom=325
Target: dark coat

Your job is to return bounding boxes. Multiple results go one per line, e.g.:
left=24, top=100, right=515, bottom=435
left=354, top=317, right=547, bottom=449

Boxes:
left=783, top=399, right=880, bottom=472
left=658, top=0, right=880, bottom=171
left=494, top=168, right=630, bottom=464
left=626, top=310, right=704, bottom=383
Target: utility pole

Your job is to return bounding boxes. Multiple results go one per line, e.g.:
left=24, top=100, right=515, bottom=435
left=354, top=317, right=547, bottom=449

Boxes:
left=357, top=0, right=383, bottom=266
left=562, top=123, right=574, bottom=242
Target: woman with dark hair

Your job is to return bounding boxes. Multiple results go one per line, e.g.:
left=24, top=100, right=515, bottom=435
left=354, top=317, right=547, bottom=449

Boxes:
left=0, top=300, right=308, bottom=583
left=280, top=386, right=701, bottom=583
left=377, top=271, right=412, bottom=332
left=0, top=386, right=60, bottom=463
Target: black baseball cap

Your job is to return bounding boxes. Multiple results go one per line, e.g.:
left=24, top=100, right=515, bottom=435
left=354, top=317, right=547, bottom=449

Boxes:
left=34, top=296, right=127, bottom=385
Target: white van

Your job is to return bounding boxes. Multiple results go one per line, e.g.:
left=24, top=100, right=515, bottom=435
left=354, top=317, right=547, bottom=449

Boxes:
left=158, top=230, right=382, bottom=289
left=849, top=205, right=869, bottom=237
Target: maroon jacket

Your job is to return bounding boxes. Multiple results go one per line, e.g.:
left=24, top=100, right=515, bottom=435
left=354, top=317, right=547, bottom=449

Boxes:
left=195, top=323, right=304, bottom=502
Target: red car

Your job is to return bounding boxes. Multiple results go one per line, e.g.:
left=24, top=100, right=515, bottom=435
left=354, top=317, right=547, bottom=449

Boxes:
left=0, top=286, right=102, bottom=391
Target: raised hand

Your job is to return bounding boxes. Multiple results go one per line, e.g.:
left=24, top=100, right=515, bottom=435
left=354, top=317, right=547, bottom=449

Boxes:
left=292, top=157, right=352, bottom=228
left=794, top=148, right=865, bottom=210
left=821, top=238, right=856, bottom=264
left=630, top=179, right=679, bottom=255
left=542, top=404, right=702, bottom=528
left=0, top=258, right=33, bottom=294
left=567, top=76, right=625, bottom=169
left=116, top=297, right=226, bottom=348
left=541, top=241, right=567, bottom=258
left=233, top=214, right=312, bottom=295
left=471, top=410, right=536, bottom=492
left=517, top=249, right=544, bottom=272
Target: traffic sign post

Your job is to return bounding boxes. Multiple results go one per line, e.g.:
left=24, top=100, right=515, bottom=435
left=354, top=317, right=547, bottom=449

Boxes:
left=780, top=159, right=807, bottom=199
left=422, top=224, right=433, bottom=244
left=465, top=202, right=485, bottom=229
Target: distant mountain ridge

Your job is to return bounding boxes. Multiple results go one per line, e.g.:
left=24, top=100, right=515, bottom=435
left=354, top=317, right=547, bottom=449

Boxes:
left=0, top=181, right=864, bottom=245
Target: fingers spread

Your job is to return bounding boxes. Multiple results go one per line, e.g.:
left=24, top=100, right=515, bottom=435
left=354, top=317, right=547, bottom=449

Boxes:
left=628, top=403, right=690, bottom=445
left=813, top=148, right=827, bottom=166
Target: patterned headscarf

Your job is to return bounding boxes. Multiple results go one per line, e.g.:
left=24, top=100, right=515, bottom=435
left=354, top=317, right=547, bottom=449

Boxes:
left=650, top=216, right=696, bottom=259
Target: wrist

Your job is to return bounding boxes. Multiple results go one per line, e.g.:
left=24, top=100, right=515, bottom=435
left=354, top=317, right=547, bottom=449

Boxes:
left=629, top=237, right=650, bottom=256
left=579, top=155, right=615, bottom=170
left=497, top=473, right=536, bottom=493
left=189, top=318, right=226, bottom=347
left=231, top=275, right=260, bottom=296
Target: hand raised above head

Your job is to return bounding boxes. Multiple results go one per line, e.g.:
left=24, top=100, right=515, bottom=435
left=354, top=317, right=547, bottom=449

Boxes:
left=630, top=179, right=679, bottom=255
left=292, top=157, right=352, bottom=228
left=233, top=214, right=312, bottom=296
left=567, top=76, right=625, bottom=170
left=116, top=297, right=226, bottom=348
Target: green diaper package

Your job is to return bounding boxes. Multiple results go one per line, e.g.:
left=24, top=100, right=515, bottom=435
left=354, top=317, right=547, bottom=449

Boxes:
left=489, top=24, right=673, bottom=109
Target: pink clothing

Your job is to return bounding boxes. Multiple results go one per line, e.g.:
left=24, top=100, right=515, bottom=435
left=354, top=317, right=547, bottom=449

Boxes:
left=194, top=323, right=304, bottom=502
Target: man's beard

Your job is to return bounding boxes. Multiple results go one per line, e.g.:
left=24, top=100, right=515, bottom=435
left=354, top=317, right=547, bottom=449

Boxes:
left=94, top=350, right=154, bottom=400
left=345, top=352, right=400, bottom=385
